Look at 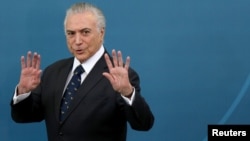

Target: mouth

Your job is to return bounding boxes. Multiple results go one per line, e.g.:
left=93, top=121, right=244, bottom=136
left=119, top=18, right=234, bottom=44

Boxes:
left=75, top=49, right=84, bottom=54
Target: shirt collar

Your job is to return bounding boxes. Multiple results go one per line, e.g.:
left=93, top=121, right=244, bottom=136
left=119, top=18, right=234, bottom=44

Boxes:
left=72, top=45, right=105, bottom=74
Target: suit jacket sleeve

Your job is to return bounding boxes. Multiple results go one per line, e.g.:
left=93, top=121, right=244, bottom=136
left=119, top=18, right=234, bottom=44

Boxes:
left=11, top=69, right=46, bottom=123
left=123, top=68, right=154, bottom=131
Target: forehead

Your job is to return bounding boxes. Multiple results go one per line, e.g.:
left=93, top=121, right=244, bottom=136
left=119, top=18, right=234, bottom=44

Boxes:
left=65, top=12, right=97, bottom=30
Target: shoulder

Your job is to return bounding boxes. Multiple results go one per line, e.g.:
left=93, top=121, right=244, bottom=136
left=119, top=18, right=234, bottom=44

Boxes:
left=44, top=57, right=74, bottom=72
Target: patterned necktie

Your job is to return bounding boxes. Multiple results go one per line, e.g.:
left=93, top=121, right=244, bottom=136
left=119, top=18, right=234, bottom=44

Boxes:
left=60, top=65, right=84, bottom=121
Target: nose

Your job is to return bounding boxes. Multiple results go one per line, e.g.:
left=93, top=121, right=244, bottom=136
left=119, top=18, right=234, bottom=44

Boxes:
left=75, top=33, right=83, bottom=45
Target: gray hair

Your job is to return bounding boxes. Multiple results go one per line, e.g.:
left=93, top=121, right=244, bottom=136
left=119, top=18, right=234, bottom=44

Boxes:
left=64, top=2, right=106, bottom=33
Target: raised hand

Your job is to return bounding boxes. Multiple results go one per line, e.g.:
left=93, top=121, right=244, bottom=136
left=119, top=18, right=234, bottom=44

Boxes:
left=103, top=50, right=133, bottom=97
left=17, top=51, right=42, bottom=95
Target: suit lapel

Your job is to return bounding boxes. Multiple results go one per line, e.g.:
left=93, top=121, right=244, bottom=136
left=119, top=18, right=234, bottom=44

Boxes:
left=60, top=54, right=109, bottom=123
left=54, top=58, right=74, bottom=123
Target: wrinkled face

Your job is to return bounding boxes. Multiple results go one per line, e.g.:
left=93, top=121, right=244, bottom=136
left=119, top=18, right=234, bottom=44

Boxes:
left=65, top=12, right=105, bottom=63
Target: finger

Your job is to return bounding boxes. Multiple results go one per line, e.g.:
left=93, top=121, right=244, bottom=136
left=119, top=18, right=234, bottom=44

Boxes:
left=124, top=56, right=130, bottom=70
left=117, top=51, right=123, bottom=67
left=32, top=52, right=37, bottom=68
left=26, top=51, right=32, bottom=67
left=112, top=49, right=118, bottom=67
left=35, top=69, right=42, bottom=80
left=102, top=72, right=114, bottom=84
left=36, top=54, right=41, bottom=70
left=21, top=56, right=26, bottom=69
left=104, top=53, right=113, bottom=70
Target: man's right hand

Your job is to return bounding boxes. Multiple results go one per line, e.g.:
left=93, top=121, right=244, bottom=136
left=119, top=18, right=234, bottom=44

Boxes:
left=17, top=51, right=42, bottom=95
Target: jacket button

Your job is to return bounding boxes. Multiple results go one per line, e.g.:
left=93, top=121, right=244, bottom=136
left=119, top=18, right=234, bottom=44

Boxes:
left=59, top=132, right=63, bottom=136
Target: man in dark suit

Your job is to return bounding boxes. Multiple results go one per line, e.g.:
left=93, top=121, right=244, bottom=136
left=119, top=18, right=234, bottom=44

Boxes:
left=11, top=2, right=154, bottom=141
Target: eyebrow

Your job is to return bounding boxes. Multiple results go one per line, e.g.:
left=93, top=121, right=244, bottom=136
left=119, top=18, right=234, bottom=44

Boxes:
left=66, top=28, right=91, bottom=32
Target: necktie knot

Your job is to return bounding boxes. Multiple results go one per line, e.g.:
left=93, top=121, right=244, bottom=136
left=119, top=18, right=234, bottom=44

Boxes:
left=74, top=65, right=84, bottom=75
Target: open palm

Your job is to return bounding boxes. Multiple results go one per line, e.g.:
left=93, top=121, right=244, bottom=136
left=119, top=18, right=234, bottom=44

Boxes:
left=103, top=50, right=133, bottom=97
left=17, top=51, right=42, bottom=94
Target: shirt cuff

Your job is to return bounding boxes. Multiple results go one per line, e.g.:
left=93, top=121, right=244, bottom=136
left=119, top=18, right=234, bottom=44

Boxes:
left=13, top=86, right=31, bottom=104
left=121, top=87, right=135, bottom=105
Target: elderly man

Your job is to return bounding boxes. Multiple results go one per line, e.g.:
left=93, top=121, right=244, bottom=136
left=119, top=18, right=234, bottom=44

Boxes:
left=11, top=2, right=154, bottom=141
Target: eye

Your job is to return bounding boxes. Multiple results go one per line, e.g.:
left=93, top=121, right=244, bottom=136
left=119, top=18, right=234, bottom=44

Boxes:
left=81, top=29, right=91, bottom=35
left=66, top=31, right=75, bottom=36
left=84, top=30, right=90, bottom=34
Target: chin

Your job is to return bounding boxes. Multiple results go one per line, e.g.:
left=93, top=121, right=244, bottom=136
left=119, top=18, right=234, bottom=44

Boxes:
left=75, top=56, right=86, bottom=63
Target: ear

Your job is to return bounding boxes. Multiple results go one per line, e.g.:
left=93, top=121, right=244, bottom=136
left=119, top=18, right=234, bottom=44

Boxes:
left=99, top=27, right=105, bottom=42
left=100, top=27, right=105, bottom=38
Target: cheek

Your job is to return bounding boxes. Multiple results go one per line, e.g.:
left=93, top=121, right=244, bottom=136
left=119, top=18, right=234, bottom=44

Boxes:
left=66, top=39, right=74, bottom=52
left=66, top=38, right=74, bottom=45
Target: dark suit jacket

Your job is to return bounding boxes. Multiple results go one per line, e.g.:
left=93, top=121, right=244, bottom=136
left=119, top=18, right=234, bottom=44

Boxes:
left=11, top=51, right=154, bottom=141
